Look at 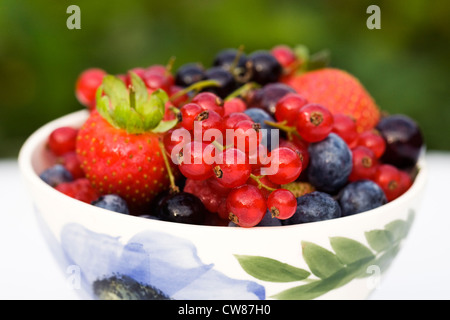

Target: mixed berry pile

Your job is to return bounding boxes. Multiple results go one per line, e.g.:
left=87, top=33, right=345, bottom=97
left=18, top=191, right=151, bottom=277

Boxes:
left=39, top=45, right=424, bottom=228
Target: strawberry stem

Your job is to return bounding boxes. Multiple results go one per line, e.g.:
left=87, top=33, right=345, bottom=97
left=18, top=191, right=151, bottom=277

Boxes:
left=158, top=140, right=179, bottom=194
left=249, top=173, right=277, bottom=192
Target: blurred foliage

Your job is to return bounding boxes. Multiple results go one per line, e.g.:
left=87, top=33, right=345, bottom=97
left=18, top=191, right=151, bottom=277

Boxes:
left=1, top=0, right=449, bottom=157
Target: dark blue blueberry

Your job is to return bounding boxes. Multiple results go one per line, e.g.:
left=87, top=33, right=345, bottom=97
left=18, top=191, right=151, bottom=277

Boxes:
left=39, top=164, right=73, bottom=187
left=175, top=63, right=205, bottom=87
left=91, top=194, right=130, bottom=215
left=257, top=210, right=283, bottom=226
left=203, top=67, right=237, bottom=98
left=307, top=133, right=353, bottom=194
left=338, top=180, right=387, bottom=217
left=283, top=191, right=341, bottom=225
left=244, top=108, right=279, bottom=151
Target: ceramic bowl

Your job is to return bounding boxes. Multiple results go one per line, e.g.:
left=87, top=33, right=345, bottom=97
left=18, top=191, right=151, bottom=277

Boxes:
left=18, top=110, right=427, bottom=300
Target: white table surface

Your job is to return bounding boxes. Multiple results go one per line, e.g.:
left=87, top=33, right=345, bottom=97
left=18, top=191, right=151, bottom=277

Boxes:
left=1, top=151, right=449, bottom=300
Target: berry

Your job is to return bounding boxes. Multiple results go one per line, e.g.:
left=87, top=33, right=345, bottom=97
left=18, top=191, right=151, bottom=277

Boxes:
left=256, top=210, right=283, bottom=227
left=338, top=180, right=387, bottom=217
left=283, top=191, right=341, bottom=225
left=223, top=112, right=253, bottom=130
left=75, top=68, right=107, bottom=109
left=376, top=114, right=424, bottom=169
left=40, top=164, right=73, bottom=187
left=357, top=130, right=386, bottom=159
left=332, top=113, right=358, bottom=148
left=178, top=141, right=214, bottom=180
left=231, top=119, right=262, bottom=154
left=247, top=144, right=270, bottom=169
left=274, top=93, right=308, bottom=125
left=184, top=178, right=228, bottom=217
left=248, top=51, right=282, bottom=85
left=279, top=139, right=309, bottom=169
left=267, top=189, right=297, bottom=220
left=226, top=184, right=267, bottom=228
left=349, top=146, right=378, bottom=182
left=266, top=147, right=302, bottom=185
left=47, top=127, right=78, bottom=156
left=286, top=68, right=380, bottom=132
left=295, top=103, right=334, bottom=143
left=247, top=168, right=280, bottom=198
left=179, top=103, right=203, bottom=131
left=159, top=192, right=207, bottom=225
left=55, top=178, right=99, bottom=204
left=175, top=63, right=205, bottom=87
left=213, top=148, right=251, bottom=189
left=281, top=181, right=315, bottom=198
left=143, top=70, right=172, bottom=94
left=373, top=164, right=403, bottom=202
left=193, top=110, right=224, bottom=142
left=247, top=82, right=296, bottom=115
left=76, top=73, right=174, bottom=210
left=91, top=194, right=130, bottom=215
left=398, top=170, right=413, bottom=195
left=223, top=97, right=247, bottom=116
left=307, top=133, right=352, bottom=194
left=244, top=107, right=279, bottom=151
left=203, top=67, right=237, bottom=98
left=213, top=48, right=248, bottom=74
left=191, top=92, right=225, bottom=117
left=163, top=129, right=191, bottom=159
left=58, top=151, right=85, bottom=179
left=271, top=45, right=297, bottom=75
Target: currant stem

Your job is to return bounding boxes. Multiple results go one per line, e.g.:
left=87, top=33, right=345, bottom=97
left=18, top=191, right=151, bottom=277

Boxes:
left=158, top=140, right=179, bottom=194
left=249, top=173, right=277, bottom=192
left=169, top=80, right=221, bottom=102
left=264, top=120, right=302, bottom=139
left=224, top=82, right=260, bottom=102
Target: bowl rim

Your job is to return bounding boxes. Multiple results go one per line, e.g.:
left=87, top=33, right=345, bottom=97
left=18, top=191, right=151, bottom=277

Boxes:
left=18, top=109, right=428, bottom=232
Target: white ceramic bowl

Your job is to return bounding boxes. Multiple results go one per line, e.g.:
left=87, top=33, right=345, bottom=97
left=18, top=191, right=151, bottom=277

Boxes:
left=19, top=110, right=427, bottom=300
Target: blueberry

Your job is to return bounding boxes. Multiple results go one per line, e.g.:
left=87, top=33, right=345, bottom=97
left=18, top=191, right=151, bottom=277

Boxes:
left=307, top=133, right=353, bottom=194
left=338, top=180, right=387, bottom=217
left=92, top=194, right=130, bottom=215
left=283, top=191, right=342, bottom=225
left=376, top=114, right=424, bottom=169
left=159, top=192, right=206, bottom=225
left=257, top=210, right=283, bottom=226
left=39, top=164, right=73, bottom=187
left=175, top=63, right=205, bottom=87
left=244, top=108, right=279, bottom=151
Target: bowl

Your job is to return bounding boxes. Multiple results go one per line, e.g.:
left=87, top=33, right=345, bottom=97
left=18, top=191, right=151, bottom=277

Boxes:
left=18, top=109, right=427, bottom=300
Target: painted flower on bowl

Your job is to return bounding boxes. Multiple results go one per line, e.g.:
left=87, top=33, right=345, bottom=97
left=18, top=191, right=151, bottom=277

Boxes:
left=60, top=223, right=265, bottom=300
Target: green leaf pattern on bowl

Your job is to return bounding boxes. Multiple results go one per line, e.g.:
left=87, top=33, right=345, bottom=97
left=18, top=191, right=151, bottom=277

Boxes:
left=235, top=210, right=415, bottom=300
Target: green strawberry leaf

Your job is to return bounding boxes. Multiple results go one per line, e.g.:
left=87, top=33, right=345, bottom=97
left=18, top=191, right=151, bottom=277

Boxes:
left=301, top=241, right=344, bottom=279
left=129, top=72, right=148, bottom=106
left=329, top=237, right=375, bottom=265
left=102, top=75, right=129, bottom=106
left=151, top=119, right=178, bottom=133
left=234, top=255, right=310, bottom=283
left=137, top=90, right=166, bottom=130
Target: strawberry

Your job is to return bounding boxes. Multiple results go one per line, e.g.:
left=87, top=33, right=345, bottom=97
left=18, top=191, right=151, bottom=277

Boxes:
left=76, top=72, right=179, bottom=211
left=285, top=68, right=380, bottom=132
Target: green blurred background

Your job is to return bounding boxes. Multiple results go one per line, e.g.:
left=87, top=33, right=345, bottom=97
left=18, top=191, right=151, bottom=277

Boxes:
left=1, top=0, right=449, bottom=158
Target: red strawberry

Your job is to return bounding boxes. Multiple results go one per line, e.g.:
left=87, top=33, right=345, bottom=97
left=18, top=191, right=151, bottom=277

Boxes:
left=285, top=68, right=380, bottom=132
left=76, top=72, right=179, bottom=211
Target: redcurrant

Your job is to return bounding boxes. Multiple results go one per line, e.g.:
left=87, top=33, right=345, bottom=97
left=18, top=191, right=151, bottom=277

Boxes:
left=373, top=164, right=402, bottom=202
left=357, top=130, right=386, bottom=159
left=213, top=148, right=251, bottom=188
left=266, top=147, right=302, bottom=185
left=267, top=189, right=297, bottom=220
left=75, top=68, right=106, bottom=109
left=178, top=141, right=214, bottom=180
left=295, top=104, right=334, bottom=142
left=332, top=113, right=358, bottom=148
left=349, top=146, right=378, bottom=182
left=48, top=127, right=78, bottom=156
left=226, top=184, right=267, bottom=228
left=274, top=93, right=308, bottom=125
